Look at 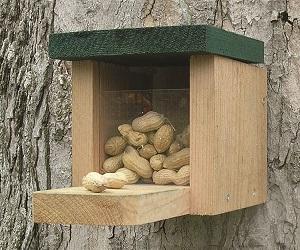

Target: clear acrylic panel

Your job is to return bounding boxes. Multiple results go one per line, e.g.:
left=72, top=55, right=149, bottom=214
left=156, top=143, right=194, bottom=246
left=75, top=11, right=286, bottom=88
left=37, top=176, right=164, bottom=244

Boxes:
left=104, top=89, right=189, bottom=138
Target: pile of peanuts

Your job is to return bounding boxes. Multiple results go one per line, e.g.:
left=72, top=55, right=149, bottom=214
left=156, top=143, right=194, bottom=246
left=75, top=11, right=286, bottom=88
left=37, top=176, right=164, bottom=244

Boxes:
left=82, top=111, right=190, bottom=192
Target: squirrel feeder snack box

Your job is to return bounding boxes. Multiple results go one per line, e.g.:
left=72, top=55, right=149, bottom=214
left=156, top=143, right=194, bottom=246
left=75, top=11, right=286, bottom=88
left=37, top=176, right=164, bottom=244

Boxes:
left=33, top=25, right=267, bottom=226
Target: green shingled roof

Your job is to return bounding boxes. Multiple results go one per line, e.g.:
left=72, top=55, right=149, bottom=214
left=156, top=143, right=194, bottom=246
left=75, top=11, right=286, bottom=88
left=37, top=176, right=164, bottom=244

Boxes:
left=49, top=25, right=264, bottom=65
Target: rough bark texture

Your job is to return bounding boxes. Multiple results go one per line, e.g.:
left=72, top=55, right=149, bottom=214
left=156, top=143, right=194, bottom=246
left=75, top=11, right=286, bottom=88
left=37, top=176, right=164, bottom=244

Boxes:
left=0, top=0, right=300, bottom=249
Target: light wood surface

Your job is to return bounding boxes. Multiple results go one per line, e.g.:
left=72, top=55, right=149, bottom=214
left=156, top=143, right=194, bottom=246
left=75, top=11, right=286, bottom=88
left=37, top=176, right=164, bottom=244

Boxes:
left=33, top=185, right=190, bottom=225
left=72, top=61, right=100, bottom=186
left=190, top=55, right=267, bottom=215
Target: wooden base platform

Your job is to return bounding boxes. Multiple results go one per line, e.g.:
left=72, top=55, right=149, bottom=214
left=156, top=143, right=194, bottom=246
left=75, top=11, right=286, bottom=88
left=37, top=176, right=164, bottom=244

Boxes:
left=33, top=185, right=190, bottom=225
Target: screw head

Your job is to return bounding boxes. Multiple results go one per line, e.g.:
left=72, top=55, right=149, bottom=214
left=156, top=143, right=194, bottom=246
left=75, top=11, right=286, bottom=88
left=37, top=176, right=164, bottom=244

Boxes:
left=225, top=193, right=230, bottom=201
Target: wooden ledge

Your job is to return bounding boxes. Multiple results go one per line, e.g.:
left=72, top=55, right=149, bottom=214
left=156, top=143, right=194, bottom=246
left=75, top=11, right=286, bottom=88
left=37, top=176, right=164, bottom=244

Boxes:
left=49, top=25, right=264, bottom=65
left=33, top=185, right=190, bottom=225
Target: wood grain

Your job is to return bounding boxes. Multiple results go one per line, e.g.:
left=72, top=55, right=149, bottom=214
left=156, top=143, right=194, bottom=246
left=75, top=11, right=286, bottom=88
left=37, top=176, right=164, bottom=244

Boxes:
left=72, top=61, right=100, bottom=186
left=33, top=185, right=190, bottom=225
left=190, top=55, right=267, bottom=215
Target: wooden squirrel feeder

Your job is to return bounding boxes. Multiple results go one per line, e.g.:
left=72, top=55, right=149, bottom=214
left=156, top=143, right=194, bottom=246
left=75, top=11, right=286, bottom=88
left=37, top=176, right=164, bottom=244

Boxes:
left=33, top=25, right=267, bottom=225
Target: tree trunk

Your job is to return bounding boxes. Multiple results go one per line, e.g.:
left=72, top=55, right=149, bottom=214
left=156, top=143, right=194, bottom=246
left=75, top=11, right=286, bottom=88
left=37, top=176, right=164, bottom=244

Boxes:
left=1, top=0, right=300, bottom=249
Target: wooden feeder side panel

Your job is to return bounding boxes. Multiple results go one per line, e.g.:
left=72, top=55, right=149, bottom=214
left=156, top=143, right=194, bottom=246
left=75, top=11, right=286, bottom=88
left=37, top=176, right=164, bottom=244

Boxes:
left=72, top=61, right=101, bottom=186
left=190, top=55, right=267, bottom=215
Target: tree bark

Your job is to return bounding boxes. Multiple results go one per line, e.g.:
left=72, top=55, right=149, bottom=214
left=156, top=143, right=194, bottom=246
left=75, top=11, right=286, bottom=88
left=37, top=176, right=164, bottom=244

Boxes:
left=1, top=0, right=300, bottom=249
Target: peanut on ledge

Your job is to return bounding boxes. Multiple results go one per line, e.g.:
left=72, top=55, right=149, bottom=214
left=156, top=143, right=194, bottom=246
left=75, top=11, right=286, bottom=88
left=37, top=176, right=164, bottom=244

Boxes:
left=82, top=172, right=128, bottom=192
